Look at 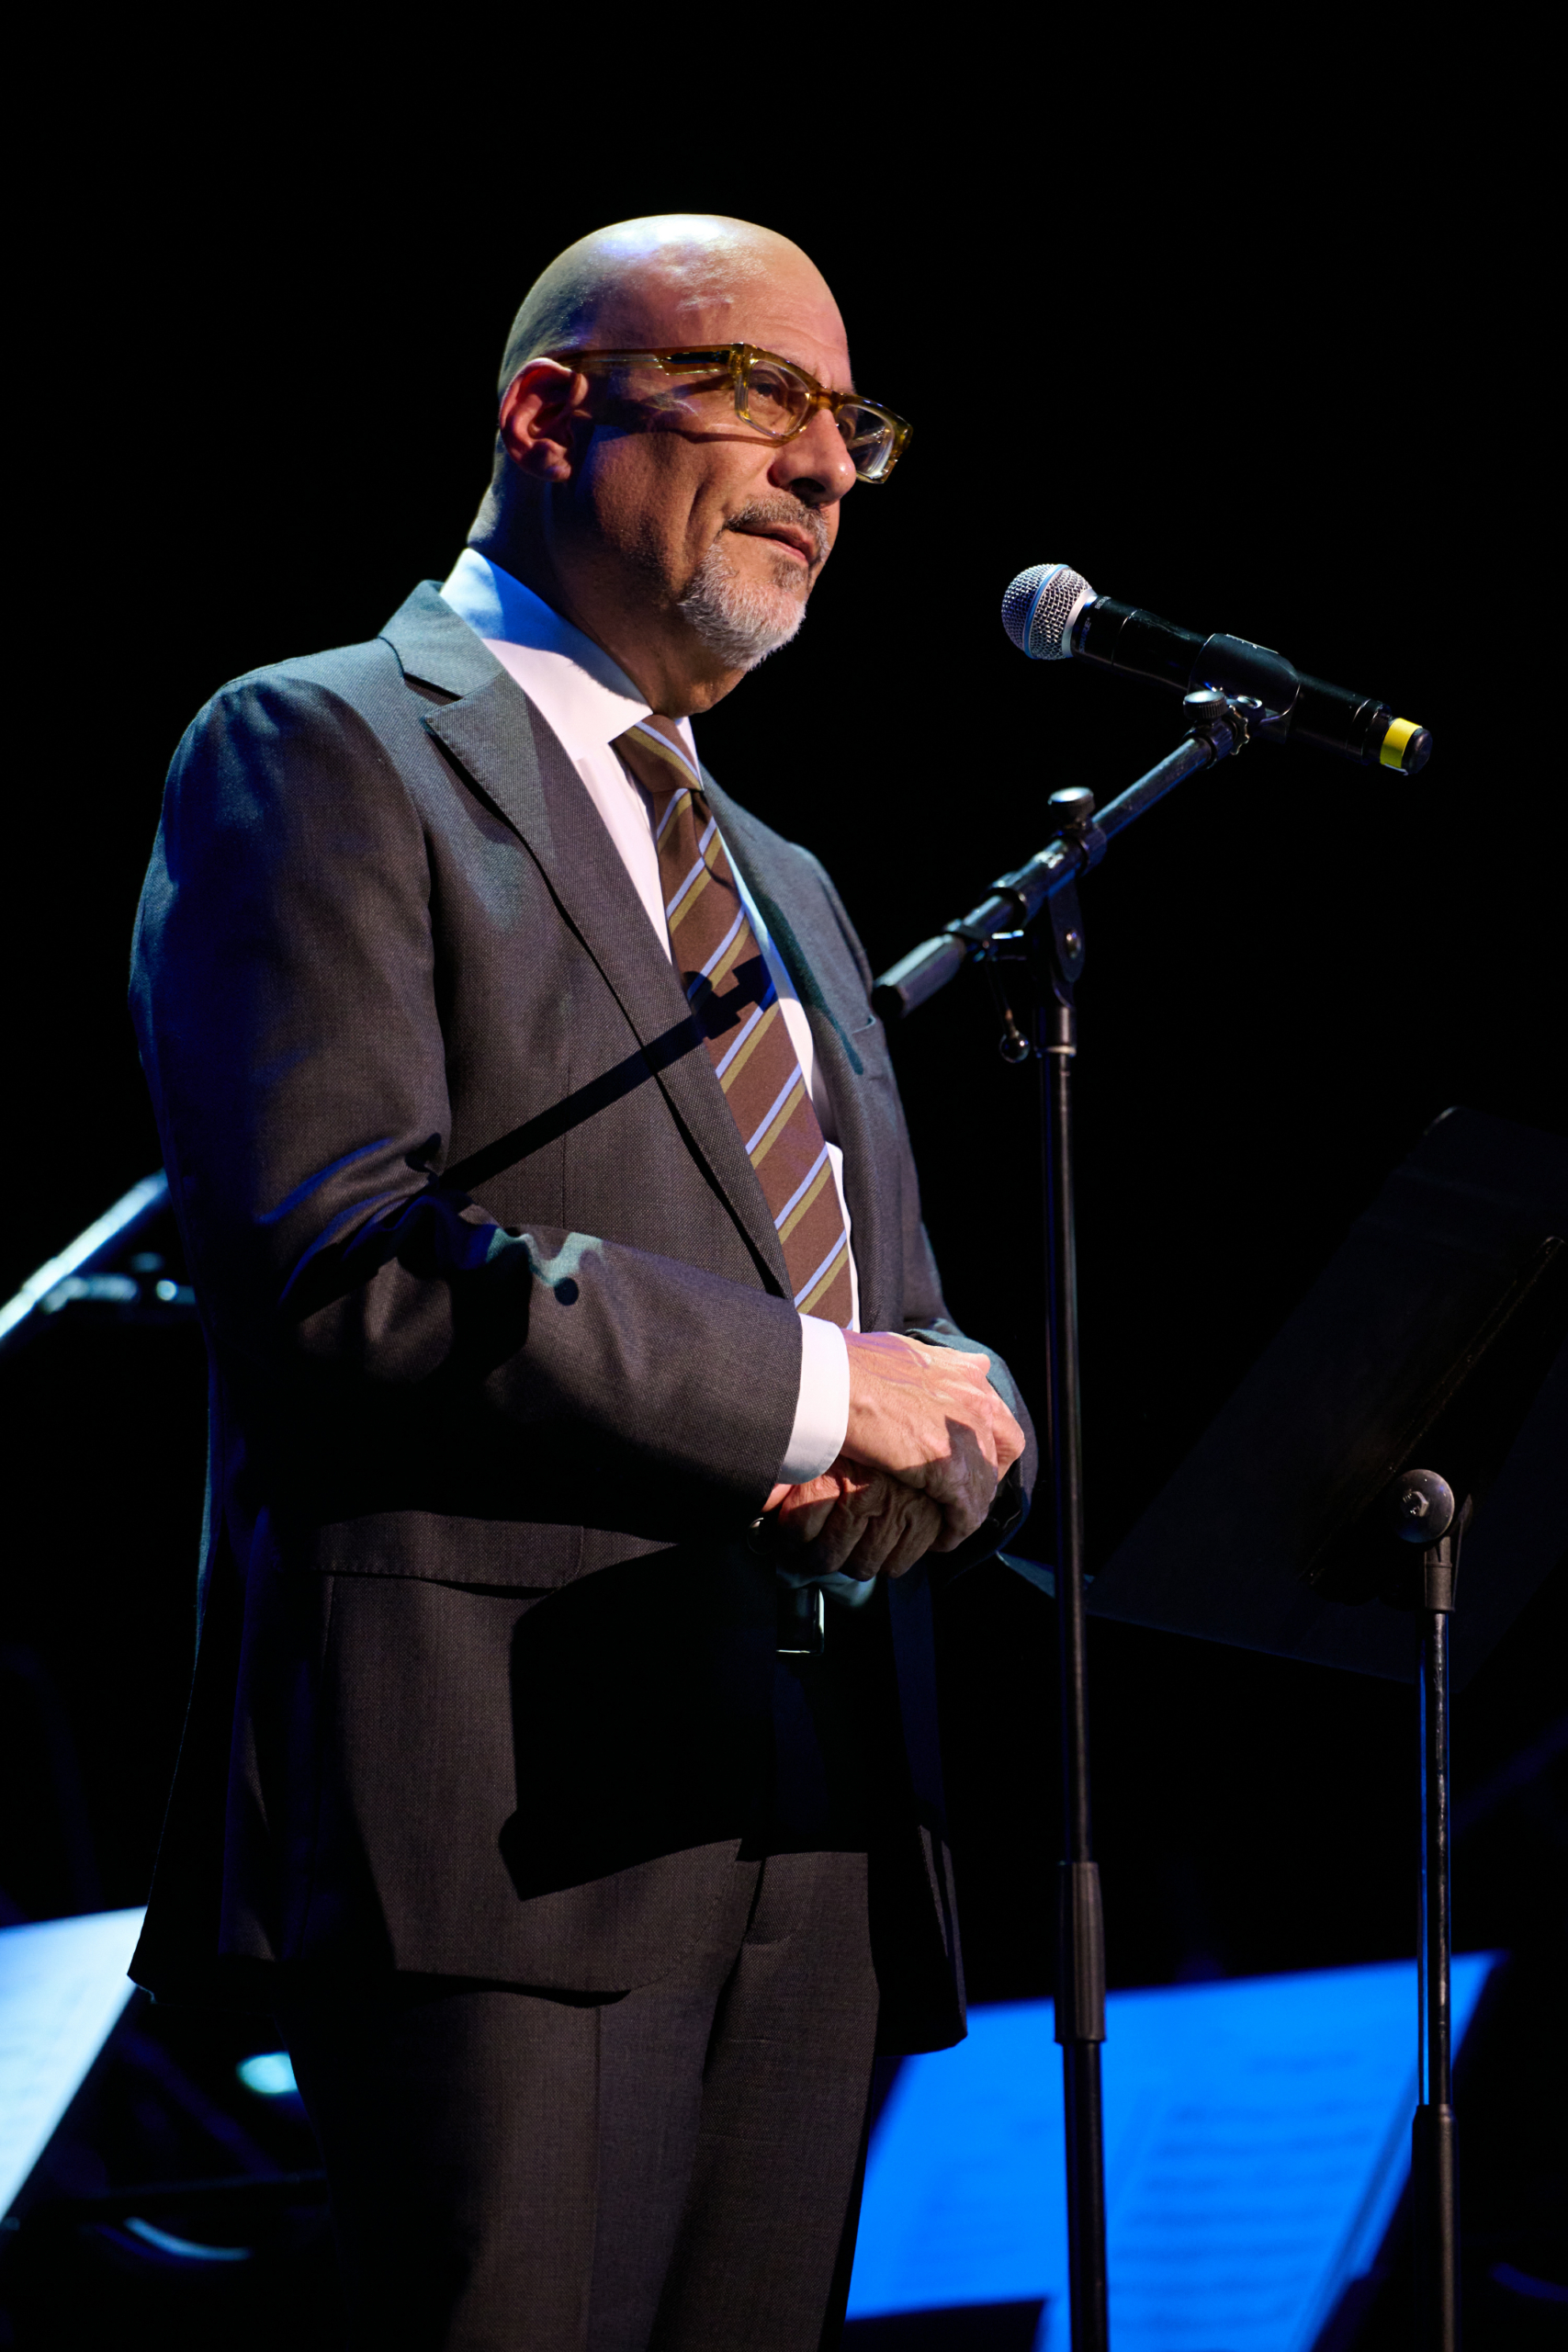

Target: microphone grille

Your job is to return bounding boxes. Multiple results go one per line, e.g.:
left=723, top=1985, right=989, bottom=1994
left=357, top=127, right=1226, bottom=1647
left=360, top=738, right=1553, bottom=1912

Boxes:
left=1000, top=562, right=1096, bottom=660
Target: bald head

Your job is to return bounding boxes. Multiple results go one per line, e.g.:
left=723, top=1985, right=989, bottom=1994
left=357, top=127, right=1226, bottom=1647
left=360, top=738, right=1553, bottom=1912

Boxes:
left=496, top=215, right=847, bottom=396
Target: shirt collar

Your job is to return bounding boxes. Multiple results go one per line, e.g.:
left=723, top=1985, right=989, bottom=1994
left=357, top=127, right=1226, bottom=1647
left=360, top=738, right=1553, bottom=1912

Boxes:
left=438, top=548, right=699, bottom=771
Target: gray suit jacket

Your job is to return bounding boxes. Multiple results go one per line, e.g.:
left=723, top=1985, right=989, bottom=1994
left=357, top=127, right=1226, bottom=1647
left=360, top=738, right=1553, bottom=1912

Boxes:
left=128, top=584, right=1034, bottom=2052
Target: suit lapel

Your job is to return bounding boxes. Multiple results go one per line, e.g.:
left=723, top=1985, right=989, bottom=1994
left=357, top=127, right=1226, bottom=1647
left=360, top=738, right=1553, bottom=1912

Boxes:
left=704, top=775, right=890, bottom=1332
left=379, top=587, right=790, bottom=1294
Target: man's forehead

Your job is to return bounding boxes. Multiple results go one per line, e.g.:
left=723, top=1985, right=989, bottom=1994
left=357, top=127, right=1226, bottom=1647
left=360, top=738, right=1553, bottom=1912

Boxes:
left=577, top=254, right=853, bottom=391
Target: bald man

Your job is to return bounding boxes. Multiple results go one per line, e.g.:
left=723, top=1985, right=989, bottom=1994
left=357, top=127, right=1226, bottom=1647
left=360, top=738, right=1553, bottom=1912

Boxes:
left=130, top=217, right=1033, bottom=2351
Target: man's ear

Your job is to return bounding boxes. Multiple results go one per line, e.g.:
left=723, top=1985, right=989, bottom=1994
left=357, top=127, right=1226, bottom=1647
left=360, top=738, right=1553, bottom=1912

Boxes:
left=498, top=360, right=592, bottom=482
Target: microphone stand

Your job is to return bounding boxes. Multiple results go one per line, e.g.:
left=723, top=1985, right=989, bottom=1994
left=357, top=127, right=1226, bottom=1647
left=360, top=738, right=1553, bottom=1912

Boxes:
left=874, top=688, right=1254, bottom=2352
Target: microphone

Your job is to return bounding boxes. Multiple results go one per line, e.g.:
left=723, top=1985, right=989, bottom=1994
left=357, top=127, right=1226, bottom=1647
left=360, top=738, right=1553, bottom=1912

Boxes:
left=1000, top=562, right=1432, bottom=775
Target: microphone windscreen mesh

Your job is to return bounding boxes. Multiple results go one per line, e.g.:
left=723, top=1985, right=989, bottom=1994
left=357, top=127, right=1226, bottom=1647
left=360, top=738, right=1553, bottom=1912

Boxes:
left=1000, top=562, right=1096, bottom=660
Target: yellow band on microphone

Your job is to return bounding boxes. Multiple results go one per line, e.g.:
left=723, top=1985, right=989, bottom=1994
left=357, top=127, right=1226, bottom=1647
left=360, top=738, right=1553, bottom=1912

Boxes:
left=1380, top=717, right=1422, bottom=770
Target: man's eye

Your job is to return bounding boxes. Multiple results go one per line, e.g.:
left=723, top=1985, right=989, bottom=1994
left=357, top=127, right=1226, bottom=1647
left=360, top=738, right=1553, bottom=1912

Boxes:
left=748, top=368, right=797, bottom=403
left=744, top=368, right=807, bottom=428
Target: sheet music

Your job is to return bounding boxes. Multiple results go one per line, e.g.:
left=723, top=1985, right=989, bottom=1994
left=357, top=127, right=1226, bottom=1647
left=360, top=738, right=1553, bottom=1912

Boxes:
left=849, top=1952, right=1496, bottom=2352
left=0, top=1909, right=145, bottom=2218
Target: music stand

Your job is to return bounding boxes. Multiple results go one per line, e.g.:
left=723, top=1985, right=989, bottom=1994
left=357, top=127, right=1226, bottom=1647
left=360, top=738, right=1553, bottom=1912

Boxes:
left=1085, top=1104, right=1568, bottom=2350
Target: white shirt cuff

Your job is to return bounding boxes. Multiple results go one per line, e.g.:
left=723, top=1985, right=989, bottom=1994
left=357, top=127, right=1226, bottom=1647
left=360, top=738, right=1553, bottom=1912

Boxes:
left=778, top=1314, right=851, bottom=1485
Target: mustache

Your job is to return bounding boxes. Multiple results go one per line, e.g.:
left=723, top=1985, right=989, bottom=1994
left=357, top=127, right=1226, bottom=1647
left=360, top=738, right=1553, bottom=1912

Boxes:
left=722, top=498, right=830, bottom=570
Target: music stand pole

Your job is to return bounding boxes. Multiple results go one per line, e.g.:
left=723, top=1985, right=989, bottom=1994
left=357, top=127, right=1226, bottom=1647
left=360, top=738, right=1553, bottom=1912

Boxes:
left=1396, top=1473, right=1467, bottom=2348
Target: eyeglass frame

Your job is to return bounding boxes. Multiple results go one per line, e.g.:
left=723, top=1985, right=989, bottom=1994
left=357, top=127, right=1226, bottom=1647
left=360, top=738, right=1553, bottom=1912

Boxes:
left=542, top=344, right=912, bottom=483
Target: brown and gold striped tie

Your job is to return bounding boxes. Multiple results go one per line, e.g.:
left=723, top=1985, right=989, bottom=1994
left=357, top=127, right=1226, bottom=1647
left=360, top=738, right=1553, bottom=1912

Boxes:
left=614, top=717, right=853, bottom=1326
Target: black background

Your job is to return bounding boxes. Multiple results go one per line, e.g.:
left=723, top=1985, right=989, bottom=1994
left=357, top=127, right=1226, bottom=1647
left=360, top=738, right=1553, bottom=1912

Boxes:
left=6, top=49, right=1561, bottom=2018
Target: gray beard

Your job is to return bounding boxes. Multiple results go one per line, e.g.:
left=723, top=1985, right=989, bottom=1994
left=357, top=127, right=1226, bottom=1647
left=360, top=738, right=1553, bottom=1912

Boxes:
left=675, top=535, right=809, bottom=672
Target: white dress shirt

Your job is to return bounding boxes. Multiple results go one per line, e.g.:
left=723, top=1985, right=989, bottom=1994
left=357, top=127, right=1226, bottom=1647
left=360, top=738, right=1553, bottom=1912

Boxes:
left=438, top=548, right=852, bottom=1486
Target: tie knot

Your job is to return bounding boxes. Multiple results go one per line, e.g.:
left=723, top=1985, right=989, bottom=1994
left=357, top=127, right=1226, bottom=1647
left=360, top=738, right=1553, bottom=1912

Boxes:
left=615, top=715, right=702, bottom=807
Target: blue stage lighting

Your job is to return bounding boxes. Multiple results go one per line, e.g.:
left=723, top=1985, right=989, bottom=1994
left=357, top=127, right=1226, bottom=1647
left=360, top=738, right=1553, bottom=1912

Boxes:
left=236, top=2050, right=299, bottom=2099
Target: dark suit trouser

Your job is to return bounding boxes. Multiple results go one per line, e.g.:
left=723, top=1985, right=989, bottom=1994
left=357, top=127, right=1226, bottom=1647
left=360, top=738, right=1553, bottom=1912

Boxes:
left=276, top=1849, right=878, bottom=2352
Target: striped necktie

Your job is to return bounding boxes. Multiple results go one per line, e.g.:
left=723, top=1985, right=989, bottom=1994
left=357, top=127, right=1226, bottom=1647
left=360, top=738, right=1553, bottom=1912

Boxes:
left=614, top=716, right=853, bottom=1327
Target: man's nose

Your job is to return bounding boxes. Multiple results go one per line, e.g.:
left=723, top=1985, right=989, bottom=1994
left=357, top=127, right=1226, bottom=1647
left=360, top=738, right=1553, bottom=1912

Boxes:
left=766, top=403, right=856, bottom=505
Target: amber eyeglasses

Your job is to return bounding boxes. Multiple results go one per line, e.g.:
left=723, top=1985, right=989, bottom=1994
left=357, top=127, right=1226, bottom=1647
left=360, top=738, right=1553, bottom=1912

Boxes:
left=549, top=345, right=912, bottom=483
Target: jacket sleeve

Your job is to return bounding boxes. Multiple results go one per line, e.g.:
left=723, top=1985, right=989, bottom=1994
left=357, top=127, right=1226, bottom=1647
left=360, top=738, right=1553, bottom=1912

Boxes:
left=130, top=673, right=802, bottom=1538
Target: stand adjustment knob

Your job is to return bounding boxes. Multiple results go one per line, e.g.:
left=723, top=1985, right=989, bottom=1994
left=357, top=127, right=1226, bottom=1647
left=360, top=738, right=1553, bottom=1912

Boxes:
left=1049, top=786, right=1097, bottom=829
left=1389, top=1467, right=1456, bottom=1544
